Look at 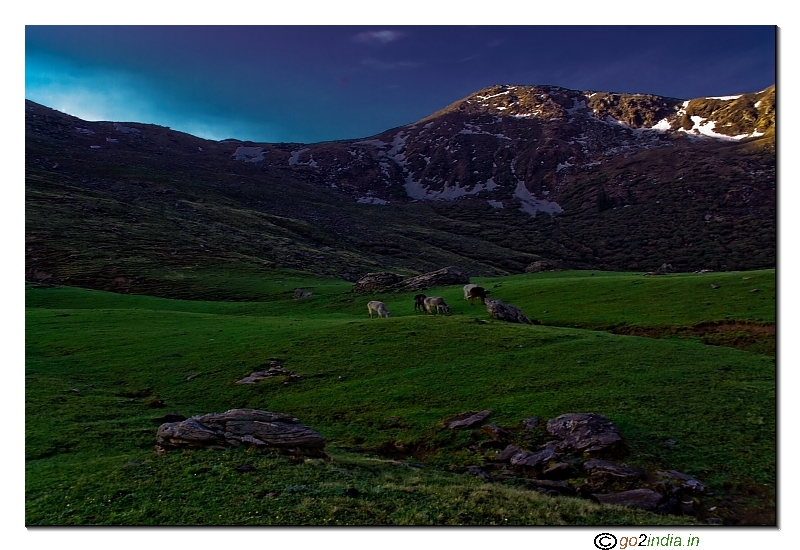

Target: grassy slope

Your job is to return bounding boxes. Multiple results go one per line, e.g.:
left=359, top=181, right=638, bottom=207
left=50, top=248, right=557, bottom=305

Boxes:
left=25, top=270, right=775, bottom=525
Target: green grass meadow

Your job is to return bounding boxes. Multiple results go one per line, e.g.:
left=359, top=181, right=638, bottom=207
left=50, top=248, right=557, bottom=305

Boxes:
left=25, top=269, right=775, bottom=525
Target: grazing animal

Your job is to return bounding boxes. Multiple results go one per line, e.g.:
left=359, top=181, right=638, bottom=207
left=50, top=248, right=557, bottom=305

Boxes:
left=423, top=296, right=451, bottom=315
left=463, top=284, right=478, bottom=301
left=466, top=285, right=489, bottom=305
left=367, top=301, right=391, bottom=319
left=414, top=294, right=427, bottom=313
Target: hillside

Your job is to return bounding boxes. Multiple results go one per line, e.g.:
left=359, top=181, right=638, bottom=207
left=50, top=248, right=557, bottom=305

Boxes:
left=25, top=84, right=775, bottom=299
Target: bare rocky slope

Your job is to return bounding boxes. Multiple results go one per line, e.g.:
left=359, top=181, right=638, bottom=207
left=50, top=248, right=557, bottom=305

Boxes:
left=25, top=84, right=775, bottom=298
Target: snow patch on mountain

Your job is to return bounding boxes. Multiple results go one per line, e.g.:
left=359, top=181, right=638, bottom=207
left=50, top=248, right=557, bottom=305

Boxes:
left=514, top=181, right=563, bottom=217
left=289, top=148, right=318, bottom=167
left=233, top=146, right=265, bottom=163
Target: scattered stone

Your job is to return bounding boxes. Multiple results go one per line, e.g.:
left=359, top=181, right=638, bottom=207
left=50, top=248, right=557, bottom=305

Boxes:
left=293, top=288, right=313, bottom=299
left=592, top=488, right=665, bottom=511
left=466, top=465, right=491, bottom=480
left=235, top=464, right=256, bottom=473
left=750, top=288, right=759, bottom=293
left=156, top=408, right=326, bottom=454
left=527, top=479, right=575, bottom=496
left=185, top=374, right=198, bottom=381
left=545, top=413, right=623, bottom=455
left=710, top=284, right=720, bottom=289
left=645, top=263, right=675, bottom=276
left=521, top=417, right=540, bottom=431
left=481, top=424, right=510, bottom=443
left=707, top=517, right=723, bottom=525
left=583, top=459, right=644, bottom=481
left=510, top=447, right=557, bottom=468
left=662, top=438, right=677, bottom=447
left=656, top=470, right=706, bottom=492
left=495, top=445, right=522, bottom=462
left=123, top=461, right=142, bottom=468
left=484, top=299, right=537, bottom=324
left=236, top=365, right=299, bottom=385
left=146, top=397, right=166, bottom=408
left=444, top=409, right=492, bottom=429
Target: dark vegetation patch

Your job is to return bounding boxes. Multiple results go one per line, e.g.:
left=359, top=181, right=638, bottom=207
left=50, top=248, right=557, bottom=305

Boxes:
left=602, top=321, right=775, bottom=356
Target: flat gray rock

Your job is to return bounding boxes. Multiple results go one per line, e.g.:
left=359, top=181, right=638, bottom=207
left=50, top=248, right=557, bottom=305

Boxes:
left=546, top=413, right=623, bottom=454
left=156, top=408, right=325, bottom=451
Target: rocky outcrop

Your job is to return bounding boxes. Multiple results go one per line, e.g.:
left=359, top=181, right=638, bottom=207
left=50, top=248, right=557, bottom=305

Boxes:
left=352, top=272, right=404, bottom=292
left=391, top=266, right=469, bottom=292
left=353, top=267, right=470, bottom=293
left=546, top=413, right=624, bottom=455
left=524, top=259, right=562, bottom=273
left=155, top=409, right=325, bottom=454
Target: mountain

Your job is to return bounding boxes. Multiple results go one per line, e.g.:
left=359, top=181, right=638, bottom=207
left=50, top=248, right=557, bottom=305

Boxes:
left=25, top=84, right=775, bottom=299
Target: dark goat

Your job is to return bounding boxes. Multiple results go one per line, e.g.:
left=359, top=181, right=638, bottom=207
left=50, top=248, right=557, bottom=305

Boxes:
left=466, top=286, right=490, bottom=305
left=414, top=294, right=427, bottom=313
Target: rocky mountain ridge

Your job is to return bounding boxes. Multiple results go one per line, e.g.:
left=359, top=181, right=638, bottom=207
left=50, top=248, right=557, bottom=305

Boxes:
left=24, top=83, right=776, bottom=297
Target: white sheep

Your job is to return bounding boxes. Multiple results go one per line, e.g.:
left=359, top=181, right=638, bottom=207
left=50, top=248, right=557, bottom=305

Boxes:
left=367, top=301, right=391, bottom=319
left=423, top=296, right=451, bottom=315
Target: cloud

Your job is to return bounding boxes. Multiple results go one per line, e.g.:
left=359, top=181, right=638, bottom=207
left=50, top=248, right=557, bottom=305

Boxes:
left=361, top=58, right=421, bottom=70
left=352, top=30, right=405, bottom=44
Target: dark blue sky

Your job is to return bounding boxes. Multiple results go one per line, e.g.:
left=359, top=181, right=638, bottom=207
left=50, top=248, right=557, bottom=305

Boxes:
left=25, top=26, right=776, bottom=144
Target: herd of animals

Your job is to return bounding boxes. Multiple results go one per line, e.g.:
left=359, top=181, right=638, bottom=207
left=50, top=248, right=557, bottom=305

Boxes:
left=367, top=284, right=489, bottom=319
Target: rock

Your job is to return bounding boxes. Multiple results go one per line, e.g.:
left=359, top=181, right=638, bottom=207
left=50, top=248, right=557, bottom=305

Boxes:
left=645, top=263, right=675, bottom=276
left=235, top=464, right=256, bottom=473
left=521, top=417, right=541, bottom=431
left=293, top=288, right=313, bottom=299
left=656, top=470, right=706, bottom=492
left=662, top=438, right=677, bottom=447
left=527, top=479, right=575, bottom=496
left=466, top=465, right=491, bottom=480
left=484, top=299, right=537, bottom=324
left=391, top=266, right=470, bottom=292
left=524, top=259, right=562, bottom=273
left=592, top=489, right=665, bottom=511
left=236, top=365, right=298, bottom=385
left=583, top=459, right=644, bottom=481
left=352, top=272, right=405, bottom=292
left=444, top=409, right=492, bottom=429
left=481, top=424, right=510, bottom=443
left=541, top=462, right=574, bottom=480
left=156, top=408, right=326, bottom=453
left=711, top=284, right=720, bottom=289
left=509, top=447, right=557, bottom=469
left=495, top=445, right=522, bottom=462
left=545, top=413, right=623, bottom=455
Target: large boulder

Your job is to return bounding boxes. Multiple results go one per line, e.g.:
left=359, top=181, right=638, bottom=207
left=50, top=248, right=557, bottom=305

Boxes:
left=391, top=266, right=470, bottom=292
left=156, top=409, right=325, bottom=453
left=546, top=413, right=624, bottom=455
left=524, top=259, right=562, bottom=273
left=352, top=272, right=405, bottom=292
